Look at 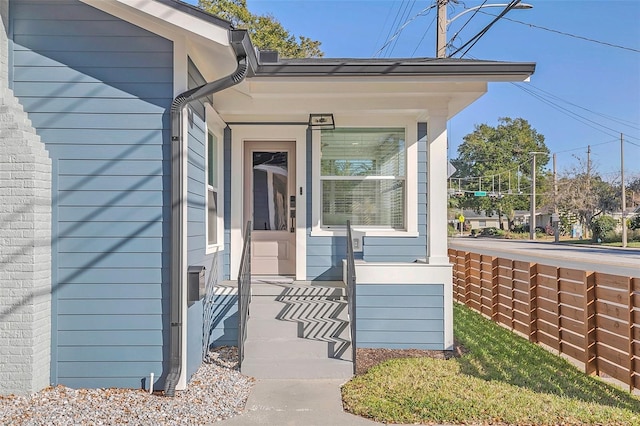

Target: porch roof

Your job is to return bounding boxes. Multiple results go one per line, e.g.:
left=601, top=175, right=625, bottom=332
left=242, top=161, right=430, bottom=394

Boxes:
left=252, top=57, right=535, bottom=81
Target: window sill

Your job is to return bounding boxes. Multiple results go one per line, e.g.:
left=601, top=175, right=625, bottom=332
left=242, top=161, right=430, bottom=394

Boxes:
left=310, top=228, right=419, bottom=238
left=205, top=244, right=224, bottom=255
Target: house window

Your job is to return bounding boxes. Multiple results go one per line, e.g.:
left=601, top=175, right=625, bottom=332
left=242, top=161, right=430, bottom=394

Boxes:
left=207, top=132, right=218, bottom=246
left=320, top=128, right=405, bottom=229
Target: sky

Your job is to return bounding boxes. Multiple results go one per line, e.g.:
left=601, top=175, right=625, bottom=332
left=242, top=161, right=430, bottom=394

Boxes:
left=187, top=0, right=640, bottom=181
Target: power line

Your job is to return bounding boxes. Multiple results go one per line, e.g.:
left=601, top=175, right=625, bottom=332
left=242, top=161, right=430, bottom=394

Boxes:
left=478, top=11, right=640, bottom=54
left=379, top=0, right=410, bottom=57
left=389, top=0, right=419, bottom=57
left=411, top=14, right=436, bottom=57
left=553, top=139, right=617, bottom=155
left=520, top=84, right=640, bottom=131
left=373, top=3, right=439, bottom=58
left=446, top=0, right=489, bottom=55
left=460, top=51, right=640, bottom=142
left=372, top=2, right=398, bottom=57
left=512, top=82, right=640, bottom=141
left=449, top=0, right=521, bottom=58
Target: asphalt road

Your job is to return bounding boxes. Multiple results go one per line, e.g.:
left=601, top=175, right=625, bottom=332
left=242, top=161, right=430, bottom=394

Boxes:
left=448, top=237, right=640, bottom=278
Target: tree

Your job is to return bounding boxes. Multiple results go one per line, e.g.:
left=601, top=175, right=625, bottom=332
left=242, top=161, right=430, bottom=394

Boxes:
left=627, top=175, right=640, bottom=208
left=591, top=215, right=616, bottom=242
left=198, top=0, right=323, bottom=58
left=554, top=157, right=618, bottom=239
left=451, top=117, right=550, bottom=230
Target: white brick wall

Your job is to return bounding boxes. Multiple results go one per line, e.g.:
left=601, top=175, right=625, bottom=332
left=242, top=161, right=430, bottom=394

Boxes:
left=1, top=0, right=7, bottom=84
left=0, top=3, right=53, bottom=396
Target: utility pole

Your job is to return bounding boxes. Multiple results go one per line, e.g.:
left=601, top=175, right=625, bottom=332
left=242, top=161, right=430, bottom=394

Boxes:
left=529, top=151, right=545, bottom=240
left=621, top=133, right=627, bottom=248
left=436, top=0, right=448, bottom=58
left=585, top=144, right=591, bottom=240
left=553, top=153, right=559, bottom=243
left=530, top=153, right=536, bottom=240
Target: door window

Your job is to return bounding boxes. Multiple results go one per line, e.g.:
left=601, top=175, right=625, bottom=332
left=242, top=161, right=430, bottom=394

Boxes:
left=252, top=151, right=288, bottom=231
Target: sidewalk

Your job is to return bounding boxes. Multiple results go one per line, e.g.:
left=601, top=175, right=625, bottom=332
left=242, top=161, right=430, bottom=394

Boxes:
left=219, top=378, right=380, bottom=425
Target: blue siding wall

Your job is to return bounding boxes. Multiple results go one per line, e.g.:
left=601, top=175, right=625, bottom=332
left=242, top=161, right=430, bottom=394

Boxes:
left=185, top=59, right=219, bottom=379
left=356, top=283, right=444, bottom=349
left=306, top=124, right=427, bottom=280
left=10, top=0, right=173, bottom=388
left=207, top=291, right=238, bottom=347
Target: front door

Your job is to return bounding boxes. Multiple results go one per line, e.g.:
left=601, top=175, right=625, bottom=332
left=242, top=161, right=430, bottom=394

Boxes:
left=244, top=141, right=296, bottom=275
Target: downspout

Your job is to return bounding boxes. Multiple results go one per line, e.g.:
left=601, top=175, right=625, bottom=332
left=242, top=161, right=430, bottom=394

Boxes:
left=164, top=29, right=251, bottom=397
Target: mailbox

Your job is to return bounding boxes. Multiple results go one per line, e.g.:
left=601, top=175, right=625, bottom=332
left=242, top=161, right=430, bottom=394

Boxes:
left=187, top=265, right=206, bottom=303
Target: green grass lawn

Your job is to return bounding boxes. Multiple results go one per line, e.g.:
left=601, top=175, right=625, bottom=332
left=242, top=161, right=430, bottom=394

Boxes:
left=342, top=304, right=640, bottom=425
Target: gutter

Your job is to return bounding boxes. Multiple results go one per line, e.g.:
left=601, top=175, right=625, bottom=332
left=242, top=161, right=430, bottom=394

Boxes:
left=164, top=29, right=252, bottom=397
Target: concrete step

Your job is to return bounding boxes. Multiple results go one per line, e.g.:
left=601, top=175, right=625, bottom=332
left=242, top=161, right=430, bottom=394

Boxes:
left=240, top=357, right=354, bottom=380
left=238, top=277, right=354, bottom=379
left=244, top=336, right=332, bottom=359
left=248, top=298, right=289, bottom=319
left=252, top=284, right=346, bottom=298
left=246, top=317, right=298, bottom=339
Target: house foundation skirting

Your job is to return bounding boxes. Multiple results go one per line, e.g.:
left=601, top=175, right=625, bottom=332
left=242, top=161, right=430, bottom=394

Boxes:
left=0, top=4, right=53, bottom=395
left=344, top=260, right=453, bottom=350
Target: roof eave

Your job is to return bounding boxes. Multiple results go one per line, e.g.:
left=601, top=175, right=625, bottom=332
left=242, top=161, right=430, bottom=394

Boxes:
left=253, top=62, right=536, bottom=80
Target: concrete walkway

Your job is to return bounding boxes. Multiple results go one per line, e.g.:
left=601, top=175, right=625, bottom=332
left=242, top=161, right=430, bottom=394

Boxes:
left=219, top=278, right=380, bottom=425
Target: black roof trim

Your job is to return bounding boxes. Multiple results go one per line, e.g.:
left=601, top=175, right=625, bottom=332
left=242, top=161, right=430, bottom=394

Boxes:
left=254, top=58, right=536, bottom=77
left=157, top=0, right=233, bottom=29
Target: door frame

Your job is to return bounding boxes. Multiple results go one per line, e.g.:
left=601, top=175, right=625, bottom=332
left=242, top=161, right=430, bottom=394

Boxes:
left=244, top=141, right=296, bottom=275
left=229, top=125, right=307, bottom=280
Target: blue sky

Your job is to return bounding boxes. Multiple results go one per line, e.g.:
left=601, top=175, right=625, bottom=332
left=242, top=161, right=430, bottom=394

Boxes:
left=188, top=0, right=640, bottom=180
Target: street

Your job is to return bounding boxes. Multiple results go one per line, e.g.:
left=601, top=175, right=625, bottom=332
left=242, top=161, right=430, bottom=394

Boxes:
left=449, top=237, right=640, bottom=278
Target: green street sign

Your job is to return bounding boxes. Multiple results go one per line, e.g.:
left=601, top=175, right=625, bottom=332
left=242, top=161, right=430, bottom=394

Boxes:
left=474, top=191, right=487, bottom=197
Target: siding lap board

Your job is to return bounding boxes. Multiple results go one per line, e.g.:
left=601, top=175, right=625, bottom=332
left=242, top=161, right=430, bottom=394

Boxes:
left=355, top=283, right=445, bottom=349
left=10, top=0, right=173, bottom=388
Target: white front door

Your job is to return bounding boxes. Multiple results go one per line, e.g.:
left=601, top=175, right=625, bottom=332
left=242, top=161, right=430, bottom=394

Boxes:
left=243, top=141, right=296, bottom=275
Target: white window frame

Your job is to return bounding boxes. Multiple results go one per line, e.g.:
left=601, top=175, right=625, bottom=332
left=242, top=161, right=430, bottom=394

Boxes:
left=205, top=106, right=225, bottom=253
left=311, top=116, right=418, bottom=237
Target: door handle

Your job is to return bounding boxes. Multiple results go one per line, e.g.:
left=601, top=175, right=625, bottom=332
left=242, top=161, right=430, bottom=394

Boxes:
left=290, top=209, right=296, bottom=233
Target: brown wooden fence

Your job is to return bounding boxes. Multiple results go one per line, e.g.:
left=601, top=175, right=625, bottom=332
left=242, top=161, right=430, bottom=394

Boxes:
left=448, top=249, right=640, bottom=391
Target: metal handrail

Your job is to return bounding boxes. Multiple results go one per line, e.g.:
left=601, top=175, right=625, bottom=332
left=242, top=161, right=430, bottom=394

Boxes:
left=346, top=220, right=357, bottom=374
left=237, top=221, right=252, bottom=371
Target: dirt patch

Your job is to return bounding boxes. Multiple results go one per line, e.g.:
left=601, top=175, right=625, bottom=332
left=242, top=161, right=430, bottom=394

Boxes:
left=355, top=344, right=466, bottom=375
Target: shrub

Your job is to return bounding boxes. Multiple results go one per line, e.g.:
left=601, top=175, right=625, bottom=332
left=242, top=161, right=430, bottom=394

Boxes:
left=512, top=224, right=527, bottom=233
left=479, top=227, right=499, bottom=236
left=629, top=229, right=640, bottom=242
left=600, top=231, right=620, bottom=244
left=591, top=215, right=617, bottom=242
left=630, top=215, right=640, bottom=230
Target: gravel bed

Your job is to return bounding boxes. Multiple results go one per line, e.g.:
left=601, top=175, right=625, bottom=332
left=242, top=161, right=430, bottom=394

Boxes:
left=0, top=347, right=254, bottom=426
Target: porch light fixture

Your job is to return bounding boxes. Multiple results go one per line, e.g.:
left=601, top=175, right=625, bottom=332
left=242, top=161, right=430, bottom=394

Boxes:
left=308, top=113, right=335, bottom=130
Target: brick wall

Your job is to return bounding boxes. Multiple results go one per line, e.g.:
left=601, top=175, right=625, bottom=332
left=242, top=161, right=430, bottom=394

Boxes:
left=0, top=4, right=52, bottom=395
left=1, top=1, right=7, bottom=84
